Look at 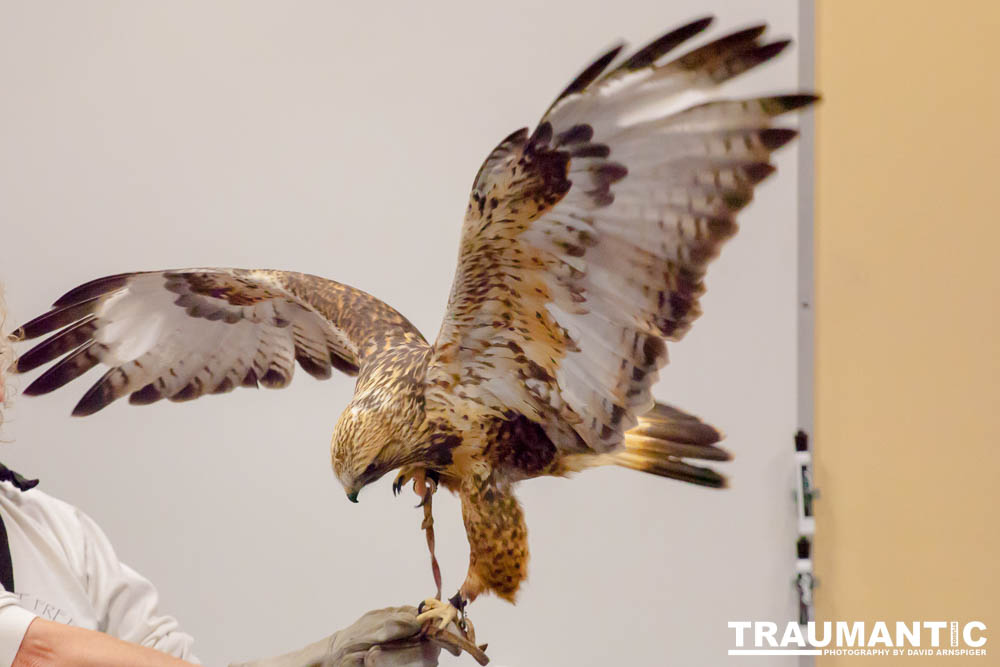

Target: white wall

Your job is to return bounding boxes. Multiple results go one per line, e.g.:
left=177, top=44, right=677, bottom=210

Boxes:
left=0, top=2, right=805, bottom=665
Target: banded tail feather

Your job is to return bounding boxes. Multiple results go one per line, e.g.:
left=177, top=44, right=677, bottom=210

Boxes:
left=613, top=402, right=729, bottom=488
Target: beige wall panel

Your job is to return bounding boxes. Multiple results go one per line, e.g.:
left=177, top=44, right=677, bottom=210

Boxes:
left=815, top=1, right=1000, bottom=664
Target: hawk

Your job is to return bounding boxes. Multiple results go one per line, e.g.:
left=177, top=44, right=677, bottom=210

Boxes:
left=12, top=17, right=814, bottom=629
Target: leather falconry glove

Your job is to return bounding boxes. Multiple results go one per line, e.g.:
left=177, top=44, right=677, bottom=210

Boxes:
left=229, top=606, right=440, bottom=667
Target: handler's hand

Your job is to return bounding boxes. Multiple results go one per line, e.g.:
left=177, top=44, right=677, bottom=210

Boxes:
left=324, top=606, right=439, bottom=667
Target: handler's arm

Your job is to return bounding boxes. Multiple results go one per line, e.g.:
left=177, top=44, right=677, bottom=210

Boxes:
left=14, top=617, right=196, bottom=667
left=14, top=608, right=442, bottom=667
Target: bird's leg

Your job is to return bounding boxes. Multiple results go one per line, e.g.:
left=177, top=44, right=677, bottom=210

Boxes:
left=415, top=500, right=489, bottom=662
left=449, top=591, right=471, bottom=637
left=415, top=471, right=439, bottom=508
left=394, top=466, right=445, bottom=596
left=420, top=476, right=443, bottom=600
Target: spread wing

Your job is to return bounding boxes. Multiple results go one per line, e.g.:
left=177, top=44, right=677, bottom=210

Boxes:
left=11, top=269, right=424, bottom=415
left=430, top=17, right=815, bottom=455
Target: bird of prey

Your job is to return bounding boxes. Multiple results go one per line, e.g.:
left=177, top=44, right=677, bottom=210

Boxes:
left=12, top=17, right=814, bottom=629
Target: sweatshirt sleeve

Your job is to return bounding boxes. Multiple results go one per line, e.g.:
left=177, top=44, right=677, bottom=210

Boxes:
left=0, top=590, right=35, bottom=667
left=73, top=509, right=200, bottom=664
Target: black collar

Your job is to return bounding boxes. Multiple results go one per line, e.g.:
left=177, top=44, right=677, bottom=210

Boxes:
left=0, top=463, right=38, bottom=492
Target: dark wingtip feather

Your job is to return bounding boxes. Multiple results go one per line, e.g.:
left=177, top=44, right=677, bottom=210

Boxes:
left=549, top=42, right=625, bottom=109
left=594, top=162, right=629, bottom=185
left=171, top=382, right=203, bottom=402
left=72, top=368, right=129, bottom=416
left=329, top=354, right=359, bottom=377
left=14, top=296, right=104, bottom=341
left=728, top=24, right=768, bottom=41
left=13, top=317, right=98, bottom=374
left=748, top=39, right=792, bottom=65
left=615, top=16, right=715, bottom=72
left=20, top=381, right=47, bottom=397
left=554, top=124, right=594, bottom=147
left=759, top=128, right=799, bottom=150
left=242, top=369, right=260, bottom=388
left=210, top=376, right=234, bottom=395
left=689, top=15, right=716, bottom=32
left=23, top=342, right=100, bottom=397
left=129, top=384, right=164, bottom=406
left=528, top=121, right=553, bottom=147
left=677, top=24, right=768, bottom=70
left=705, top=37, right=793, bottom=84
left=743, top=162, right=777, bottom=184
left=296, top=354, right=333, bottom=380
left=260, top=368, right=290, bottom=388
left=72, top=388, right=109, bottom=417
left=765, top=93, right=820, bottom=114
left=71, top=404, right=102, bottom=417
left=51, top=273, right=133, bottom=309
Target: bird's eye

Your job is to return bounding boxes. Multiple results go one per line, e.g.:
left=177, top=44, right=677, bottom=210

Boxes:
left=363, top=462, right=378, bottom=476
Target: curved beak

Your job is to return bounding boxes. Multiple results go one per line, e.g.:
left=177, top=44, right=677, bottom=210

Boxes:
left=346, top=490, right=360, bottom=504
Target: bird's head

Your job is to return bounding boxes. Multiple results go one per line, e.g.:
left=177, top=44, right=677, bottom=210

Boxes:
left=330, top=391, right=416, bottom=503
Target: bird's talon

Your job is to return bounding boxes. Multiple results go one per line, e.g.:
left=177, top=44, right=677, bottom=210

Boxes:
left=392, top=471, right=409, bottom=497
left=394, top=466, right=438, bottom=501
left=416, top=597, right=460, bottom=631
